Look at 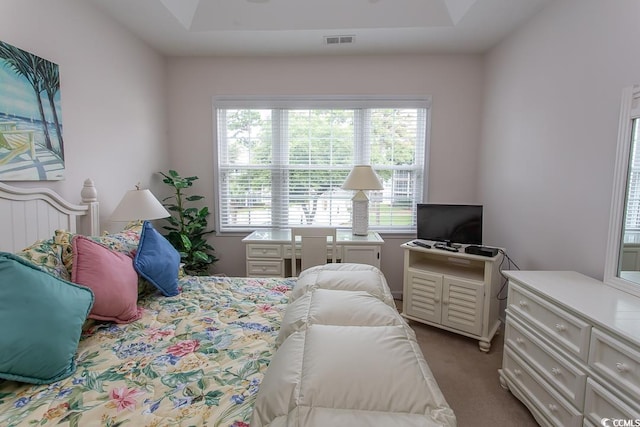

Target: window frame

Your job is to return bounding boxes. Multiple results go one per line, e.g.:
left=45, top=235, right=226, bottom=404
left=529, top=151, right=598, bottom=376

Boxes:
left=212, top=95, right=432, bottom=234
left=605, top=85, right=640, bottom=297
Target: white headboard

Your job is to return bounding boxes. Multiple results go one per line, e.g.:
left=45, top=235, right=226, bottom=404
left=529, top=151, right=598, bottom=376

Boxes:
left=0, top=179, right=100, bottom=253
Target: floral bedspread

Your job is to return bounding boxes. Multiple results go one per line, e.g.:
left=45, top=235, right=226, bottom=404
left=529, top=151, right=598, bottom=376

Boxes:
left=0, top=275, right=294, bottom=427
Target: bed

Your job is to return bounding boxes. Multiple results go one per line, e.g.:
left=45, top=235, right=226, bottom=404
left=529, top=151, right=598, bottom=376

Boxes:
left=0, top=180, right=456, bottom=427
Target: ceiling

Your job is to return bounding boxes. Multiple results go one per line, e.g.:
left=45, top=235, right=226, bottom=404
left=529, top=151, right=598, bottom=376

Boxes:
left=87, top=0, right=553, bottom=56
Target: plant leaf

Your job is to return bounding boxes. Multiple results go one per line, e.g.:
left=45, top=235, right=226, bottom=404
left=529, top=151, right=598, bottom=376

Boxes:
left=180, top=234, right=192, bottom=251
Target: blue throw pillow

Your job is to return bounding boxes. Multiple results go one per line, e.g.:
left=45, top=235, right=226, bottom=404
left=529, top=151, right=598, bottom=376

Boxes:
left=0, top=253, right=94, bottom=384
left=134, top=221, right=180, bottom=297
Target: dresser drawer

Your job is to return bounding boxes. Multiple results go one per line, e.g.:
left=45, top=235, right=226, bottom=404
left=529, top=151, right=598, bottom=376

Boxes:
left=508, top=282, right=591, bottom=362
left=505, top=316, right=587, bottom=409
left=584, top=378, right=640, bottom=426
left=588, top=328, right=640, bottom=398
left=246, top=260, right=283, bottom=277
left=503, top=347, right=582, bottom=427
left=247, top=244, right=283, bottom=259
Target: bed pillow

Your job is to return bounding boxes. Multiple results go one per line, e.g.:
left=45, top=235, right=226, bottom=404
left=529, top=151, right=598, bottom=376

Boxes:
left=0, top=252, right=94, bottom=384
left=15, top=237, right=69, bottom=280
left=133, top=221, right=180, bottom=297
left=96, top=221, right=144, bottom=255
left=72, top=235, right=142, bottom=323
left=55, top=223, right=143, bottom=278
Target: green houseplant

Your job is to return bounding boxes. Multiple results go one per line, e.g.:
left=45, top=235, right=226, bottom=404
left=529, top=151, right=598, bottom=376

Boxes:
left=160, top=170, right=217, bottom=275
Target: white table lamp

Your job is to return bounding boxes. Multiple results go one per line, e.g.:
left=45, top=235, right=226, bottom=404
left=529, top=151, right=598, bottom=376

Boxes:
left=110, top=184, right=170, bottom=222
left=342, top=165, right=383, bottom=236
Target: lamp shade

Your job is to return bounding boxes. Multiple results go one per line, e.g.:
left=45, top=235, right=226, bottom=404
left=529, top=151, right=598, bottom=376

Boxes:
left=110, top=188, right=170, bottom=222
left=342, top=165, right=383, bottom=191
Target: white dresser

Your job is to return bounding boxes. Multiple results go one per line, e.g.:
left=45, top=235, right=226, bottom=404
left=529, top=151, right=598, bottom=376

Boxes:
left=242, top=229, right=383, bottom=278
left=500, top=271, right=640, bottom=427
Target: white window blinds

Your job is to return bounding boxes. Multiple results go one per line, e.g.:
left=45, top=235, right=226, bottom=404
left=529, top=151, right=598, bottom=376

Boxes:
left=214, top=97, right=430, bottom=232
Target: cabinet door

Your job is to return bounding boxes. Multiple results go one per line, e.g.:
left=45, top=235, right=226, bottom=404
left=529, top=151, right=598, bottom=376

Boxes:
left=405, top=270, right=442, bottom=323
left=441, top=276, right=484, bottom=336
left=342, top=245, right=380, bottom=268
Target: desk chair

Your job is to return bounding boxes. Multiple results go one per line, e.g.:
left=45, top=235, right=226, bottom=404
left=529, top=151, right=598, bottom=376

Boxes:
left=290, top=227, right=337, bottom=276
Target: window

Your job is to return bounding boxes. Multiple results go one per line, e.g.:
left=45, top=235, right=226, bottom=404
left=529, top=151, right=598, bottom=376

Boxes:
left=214, top=97, right=430, bottom=232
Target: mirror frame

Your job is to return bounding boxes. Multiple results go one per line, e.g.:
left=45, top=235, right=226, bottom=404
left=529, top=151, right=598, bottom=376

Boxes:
left=605, top=85, right=640, bottom=297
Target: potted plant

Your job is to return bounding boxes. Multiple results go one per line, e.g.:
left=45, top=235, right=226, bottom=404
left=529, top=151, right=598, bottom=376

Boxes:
left=159, top=170, right=217, bottom=275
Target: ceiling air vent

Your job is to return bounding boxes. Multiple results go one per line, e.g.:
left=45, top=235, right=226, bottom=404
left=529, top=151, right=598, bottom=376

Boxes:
left=324, top=35, right=355, bottom=45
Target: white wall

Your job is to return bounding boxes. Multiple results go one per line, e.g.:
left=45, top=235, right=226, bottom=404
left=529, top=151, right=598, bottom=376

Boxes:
left=165, top=54, right=484, bottom=292
left=14, top=0, right=624, bottom=293
left=0, top=0, right=169, bottom=231
left=481, top=0, right=640, bottom=280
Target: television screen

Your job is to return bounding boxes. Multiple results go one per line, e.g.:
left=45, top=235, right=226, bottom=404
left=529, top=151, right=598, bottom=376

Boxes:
left=417, top=204, right=483, bottom=245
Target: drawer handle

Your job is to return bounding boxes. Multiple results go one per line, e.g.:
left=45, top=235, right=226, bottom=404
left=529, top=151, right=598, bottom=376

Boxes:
left=548, top=403, right=558, bottom=412
left=261, top=249, right=267, bottom=254
left=261, top=267, right=266, bottom=271
left=616, top=362, right=629, bottom=373
left=518, top=300, right=528, bottom=308
left=554, top=323, right=566, bottom=332
left=513, top=369, right=522, bottom=377
left=516, top=338, right=525, bottom=346
left=551, top=367, right=561, bottom=376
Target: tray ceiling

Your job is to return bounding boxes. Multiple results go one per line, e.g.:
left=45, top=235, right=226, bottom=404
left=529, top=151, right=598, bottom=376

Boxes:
left=87, top=0, right=553, bottom=56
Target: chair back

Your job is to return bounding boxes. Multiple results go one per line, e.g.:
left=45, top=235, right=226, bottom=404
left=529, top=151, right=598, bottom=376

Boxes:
left=290, top=227, right=337, bottom=276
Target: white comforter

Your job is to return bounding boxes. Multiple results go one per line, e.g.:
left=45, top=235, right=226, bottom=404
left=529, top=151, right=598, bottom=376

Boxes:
left=251, top=263, right=457, bottom=427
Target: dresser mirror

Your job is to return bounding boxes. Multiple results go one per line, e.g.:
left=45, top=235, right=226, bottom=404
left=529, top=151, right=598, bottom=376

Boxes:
left=605, top=85, right=640, bottom=296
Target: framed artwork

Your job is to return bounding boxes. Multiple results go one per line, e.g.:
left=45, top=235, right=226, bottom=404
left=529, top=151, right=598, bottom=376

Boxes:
left=0, top=41, right=64, bottom=181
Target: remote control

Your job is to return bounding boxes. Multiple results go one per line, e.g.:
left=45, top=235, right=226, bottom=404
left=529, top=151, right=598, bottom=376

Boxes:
left=412, top=240, right=431, bottom=249
left=434, top=243, right=459, bottom=252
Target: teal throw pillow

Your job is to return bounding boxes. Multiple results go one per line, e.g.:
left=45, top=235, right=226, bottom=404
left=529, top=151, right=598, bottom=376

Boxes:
left=133, top=221, right=180, bottom=297
left=0, top=253, right=94, bottom=384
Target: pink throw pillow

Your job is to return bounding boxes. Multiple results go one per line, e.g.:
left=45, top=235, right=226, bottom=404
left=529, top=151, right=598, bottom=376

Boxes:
left=71, top=235, right=142, bottom=323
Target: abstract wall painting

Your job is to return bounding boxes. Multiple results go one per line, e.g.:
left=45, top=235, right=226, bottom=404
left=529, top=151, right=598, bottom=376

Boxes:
left=0, top=41, right=64, bottom=181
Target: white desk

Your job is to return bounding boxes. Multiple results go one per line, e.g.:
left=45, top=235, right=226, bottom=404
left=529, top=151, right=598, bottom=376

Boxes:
left=242, top=229, right=384, bottom=277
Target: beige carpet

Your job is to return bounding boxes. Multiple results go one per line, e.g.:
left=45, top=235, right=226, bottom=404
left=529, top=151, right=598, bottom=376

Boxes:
left=404, top=316, right=539, bottom=426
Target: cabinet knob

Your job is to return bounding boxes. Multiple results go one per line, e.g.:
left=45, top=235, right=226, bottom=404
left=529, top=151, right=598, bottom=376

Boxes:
left=554, top=323, right=566, bottom=332
left=548, top=403, right=558, bottom=412
left=513, top=369, right=522, bottom=377
left=518, top=300, right=528, bottom=308
left=262, top=249, right=267, bottom=254
left=616, top=362, right=629, bottom=373
left=516, top=337, right=525, bottom=346
left=551, top=367, right=561, bottom=376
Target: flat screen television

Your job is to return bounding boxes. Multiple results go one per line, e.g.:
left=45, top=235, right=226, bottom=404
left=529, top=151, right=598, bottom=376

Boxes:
left=417, top=204, right=483, bottom=245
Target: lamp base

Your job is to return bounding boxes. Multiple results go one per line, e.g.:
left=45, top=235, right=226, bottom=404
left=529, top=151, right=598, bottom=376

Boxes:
left=352, top=196, right=369, bottom=236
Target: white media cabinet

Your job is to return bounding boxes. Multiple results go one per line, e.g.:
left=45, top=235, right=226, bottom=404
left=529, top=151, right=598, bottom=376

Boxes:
left=499, top=271, right=640, bottom=427
left=401, top=241, right=503, bottom=352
